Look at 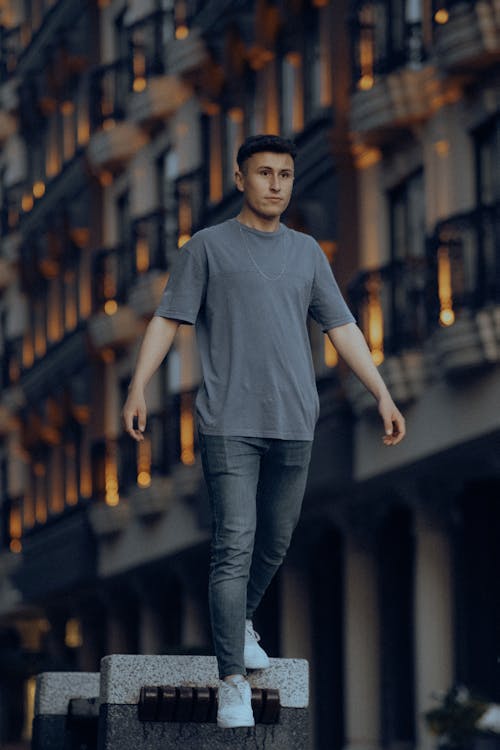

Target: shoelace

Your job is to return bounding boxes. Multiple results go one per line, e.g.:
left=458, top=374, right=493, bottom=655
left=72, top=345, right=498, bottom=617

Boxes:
left=223, top=678, right=248, bottom=703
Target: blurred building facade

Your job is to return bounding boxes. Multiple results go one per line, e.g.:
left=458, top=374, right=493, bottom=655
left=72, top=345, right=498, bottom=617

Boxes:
left=0, top=0, right=499, bottom=748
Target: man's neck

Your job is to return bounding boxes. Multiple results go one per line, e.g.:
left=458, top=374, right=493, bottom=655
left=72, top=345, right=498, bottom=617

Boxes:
left=235, top=208, right=281, bottom=233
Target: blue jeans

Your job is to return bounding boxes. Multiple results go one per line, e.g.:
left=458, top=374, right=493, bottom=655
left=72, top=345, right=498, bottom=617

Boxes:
left=198, top=433, right=313, bottom=678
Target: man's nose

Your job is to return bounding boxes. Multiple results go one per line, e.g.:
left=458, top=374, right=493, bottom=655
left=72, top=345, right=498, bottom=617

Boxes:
left=269, top=175, right=281, bottom=190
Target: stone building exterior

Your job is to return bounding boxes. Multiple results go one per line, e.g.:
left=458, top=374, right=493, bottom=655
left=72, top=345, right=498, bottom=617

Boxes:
left=0, top=0, right=499, bottom=748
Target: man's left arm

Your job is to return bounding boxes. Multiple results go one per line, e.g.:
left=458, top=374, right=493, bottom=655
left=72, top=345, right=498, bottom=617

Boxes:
left=326, top=322, right=406, bottom=446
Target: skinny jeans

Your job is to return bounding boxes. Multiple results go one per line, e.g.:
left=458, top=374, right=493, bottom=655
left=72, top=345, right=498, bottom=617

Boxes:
left=198, top=433, right=313, bottom=679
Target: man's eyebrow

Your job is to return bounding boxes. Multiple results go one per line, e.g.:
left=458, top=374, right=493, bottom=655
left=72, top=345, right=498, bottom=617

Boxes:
left=256, top=165, right=294, bottom=172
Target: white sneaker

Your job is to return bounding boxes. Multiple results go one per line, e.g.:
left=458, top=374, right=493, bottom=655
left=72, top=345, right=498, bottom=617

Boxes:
left=217, top=675, right=255, bottom=728
left=244, top=620, right=270, bottom=670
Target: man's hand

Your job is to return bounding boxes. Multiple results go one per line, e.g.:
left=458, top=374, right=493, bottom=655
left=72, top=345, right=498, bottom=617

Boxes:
left=378, top=394, right=406, bottom=446
left=122, top=387, right=147, bottom=442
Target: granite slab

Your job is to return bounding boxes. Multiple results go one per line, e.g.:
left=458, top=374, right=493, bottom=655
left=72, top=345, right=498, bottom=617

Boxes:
left=99, top=655, right=309, bottom=708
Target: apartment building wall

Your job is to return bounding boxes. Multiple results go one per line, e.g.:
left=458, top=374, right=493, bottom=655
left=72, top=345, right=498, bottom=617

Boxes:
left=0, top=1, right=499, bottom=749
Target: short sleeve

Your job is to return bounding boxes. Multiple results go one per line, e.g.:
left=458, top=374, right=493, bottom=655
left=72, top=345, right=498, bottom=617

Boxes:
left=308, top=241, right=356, bottom=332
left=154, top=233, right=207, bottom=325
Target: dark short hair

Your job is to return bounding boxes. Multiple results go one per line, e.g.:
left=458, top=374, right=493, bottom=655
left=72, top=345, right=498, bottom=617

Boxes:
left=236, top=134, right=297, bottom=170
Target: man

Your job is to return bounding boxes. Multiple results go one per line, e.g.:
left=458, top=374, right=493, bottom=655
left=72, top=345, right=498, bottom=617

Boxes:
left=122, top=134, right=405, bottom=729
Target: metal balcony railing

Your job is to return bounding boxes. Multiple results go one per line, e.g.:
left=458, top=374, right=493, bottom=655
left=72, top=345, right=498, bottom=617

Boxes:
left=132, top=210, right=168, bottom=273
left=348, top=258, right=431, bottom=359
left=89, top=59, right=131, bottom=131
left=91, top=391, right=197, bottom=503
left=0, top=24, right=23, bottom=82
left=92, top=244, right=134, bottom=312
left=348, top=0, right=481, bottom=90
left=427, top=203, right=500, bottom=325
left=128, top=9, right=169, bottom=84
left=349, top=201, right=500, bottom=359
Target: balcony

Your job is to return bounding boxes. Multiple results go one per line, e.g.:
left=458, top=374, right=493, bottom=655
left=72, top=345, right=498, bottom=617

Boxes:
left=128, top=270, right=169, bottom=317
left=347, top=1, right=465, bottom=141
left=165, top=27, right=209, bottom=77
left=127, top=211, right=169, bottom=317
left=87, top=60, right=147, bottom=172
left=127, top=74, right=192, bottom=125
left=349, top=63, right=453, bottom=142
left=427, top=203, right=500, bottom=377
left=87, top=306, right=140, bottom=351
left=12, top=508, right=97, bottom=600
left=435, top=0, right=500, bottom=74
left=346, top=258, right=432, bottom=414
left=21, top=327, right=89, bottom=403
left=126, top=10, right=198, bottom=124
left=88, top=244, right=141, bottom=351
left=128, top=477, right=174, bottom=521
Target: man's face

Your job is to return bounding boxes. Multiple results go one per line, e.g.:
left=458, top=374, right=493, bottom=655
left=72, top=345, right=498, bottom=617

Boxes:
left=235, top=151, right=295, bottom=219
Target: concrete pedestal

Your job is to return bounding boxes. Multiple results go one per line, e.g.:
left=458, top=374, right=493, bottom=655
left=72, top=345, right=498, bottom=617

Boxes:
left=32, top=672, right=100, bottom=750
left=98, top=655, right=309, bottom=750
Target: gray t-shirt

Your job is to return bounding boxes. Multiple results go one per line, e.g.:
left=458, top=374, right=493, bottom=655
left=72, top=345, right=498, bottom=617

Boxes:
left=155, top=218, right=355, bottom=439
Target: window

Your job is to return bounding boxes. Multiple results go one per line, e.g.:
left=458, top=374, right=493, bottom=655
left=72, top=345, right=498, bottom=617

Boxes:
left=224, top=108, right=245, bottom=190
left=387, top=169, right=427, bottom=349
left=254, top=61, right=279, bottom=135
left=475, top=118, right=500, bottom=304
left=281, top=52, right=304, bottom=135
left=389, top=170, right=425, bottom=261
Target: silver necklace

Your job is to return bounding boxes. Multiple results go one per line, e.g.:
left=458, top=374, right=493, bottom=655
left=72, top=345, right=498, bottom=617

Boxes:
left=238, top=224, right=288, bottom=281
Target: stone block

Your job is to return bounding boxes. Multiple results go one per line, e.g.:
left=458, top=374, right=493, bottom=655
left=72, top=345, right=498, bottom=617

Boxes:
left=98, top=655, right=309, bottom=750
left=32, top=672, right=100, bottom=750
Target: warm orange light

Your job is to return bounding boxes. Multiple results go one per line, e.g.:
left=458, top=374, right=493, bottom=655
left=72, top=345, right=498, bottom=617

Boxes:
left=10, top=539, right=22, bottom=553
left=137, top=439, right=152, bottom=487
left=99, top=170, right=113, bottom=187
left=105, top=446, right=119, bottom=506
left=358, top=74, right=374, bottom=91
left=324, top=337, right=338, bottom=367
left=364, top=275, right=384, bottom=365
left=437, top=246, right=455, bottom=327
left=180, top=393, right=195, bottom=465
left=65, top=444, right=78, bottom=506
left=434, top=139, right=450, bottom=157
left=434, top=8, right=449, bottom=24
left=440, top=308, right=455, bottom=326
left=23, top=492, right=36, bottom=529
left=178, top=234, right=191, bottom=248
left=175, top=24, right=189, bottom=40
left=60, top=100, right=75, bottom=115
left=65, top=618, right=82, bottom=648
left=22, top=333, right=35, bottom=369
left=77, top=109, right=90, bottom=145
left=9, top=504, right=22, bottom=541
left=104, top=299, right=118, bottom=315
left=136, top=237, right=150, bottom=272
left=102, top=118, right=115, bottom=131
left=33, top=181, right=45, bottom=198
left=22, top=194, right=34, bottom=212
left=133, top=77, right=147, bottom=93
left=137, top=471, right=151, bottom=488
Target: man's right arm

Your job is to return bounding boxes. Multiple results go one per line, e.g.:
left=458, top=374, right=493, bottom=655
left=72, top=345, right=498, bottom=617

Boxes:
left=122, top=316, right=180, bottom=442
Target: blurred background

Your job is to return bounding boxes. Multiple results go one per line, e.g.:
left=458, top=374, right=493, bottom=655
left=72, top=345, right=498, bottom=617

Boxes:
left=0, top=0, right=499, bottom=748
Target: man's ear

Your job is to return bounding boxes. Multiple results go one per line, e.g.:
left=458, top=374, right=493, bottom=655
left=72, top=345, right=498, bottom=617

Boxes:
left=234, top=169, right=244, bottom=193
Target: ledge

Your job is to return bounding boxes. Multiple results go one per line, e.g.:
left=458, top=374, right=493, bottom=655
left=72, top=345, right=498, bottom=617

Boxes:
left=100, top=655, right=309, bottom=709
left=35, top=672, right=100, bottom=716
left=87, top=122, right=148, bottom=172
left=87, top=307, right=141, bottom=350
left=127, top=76, right=192, bottom=124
